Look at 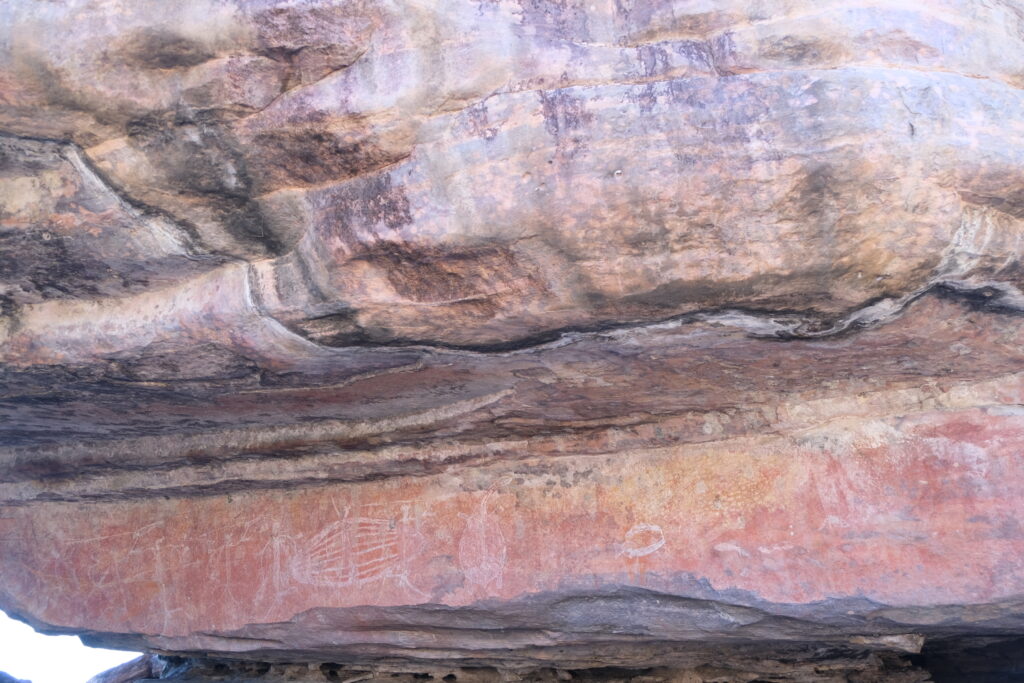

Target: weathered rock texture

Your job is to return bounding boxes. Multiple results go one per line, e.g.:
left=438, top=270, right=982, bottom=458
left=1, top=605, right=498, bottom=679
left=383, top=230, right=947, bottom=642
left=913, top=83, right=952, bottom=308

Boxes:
left=3, top=0, right=1024, bottom=680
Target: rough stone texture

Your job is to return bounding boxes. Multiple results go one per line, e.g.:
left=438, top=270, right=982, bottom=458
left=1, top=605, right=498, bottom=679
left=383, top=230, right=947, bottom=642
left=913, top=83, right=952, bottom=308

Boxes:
left=2, top=0, right=1024, bottom=681
left=87, top=656, right=159, bottom=683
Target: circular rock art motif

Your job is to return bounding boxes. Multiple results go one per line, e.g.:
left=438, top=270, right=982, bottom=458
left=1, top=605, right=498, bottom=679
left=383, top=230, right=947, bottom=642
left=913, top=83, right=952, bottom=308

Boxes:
left=621, top=523, right=666, bottom=558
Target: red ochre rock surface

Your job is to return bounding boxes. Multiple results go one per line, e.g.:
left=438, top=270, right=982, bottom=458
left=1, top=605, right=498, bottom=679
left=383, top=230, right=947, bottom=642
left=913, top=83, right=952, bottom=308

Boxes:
left=3, top=0, right=1024, bottom=681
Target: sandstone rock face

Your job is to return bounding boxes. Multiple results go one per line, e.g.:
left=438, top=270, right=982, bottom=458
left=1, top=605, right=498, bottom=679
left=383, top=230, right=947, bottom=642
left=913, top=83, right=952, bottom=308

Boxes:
left=2, top=1, right=1024, bottom=681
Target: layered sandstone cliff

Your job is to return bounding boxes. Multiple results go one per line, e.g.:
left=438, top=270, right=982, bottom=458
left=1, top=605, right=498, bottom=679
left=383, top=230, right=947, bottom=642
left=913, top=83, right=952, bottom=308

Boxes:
left=3, top=1, right=1024, bottom=681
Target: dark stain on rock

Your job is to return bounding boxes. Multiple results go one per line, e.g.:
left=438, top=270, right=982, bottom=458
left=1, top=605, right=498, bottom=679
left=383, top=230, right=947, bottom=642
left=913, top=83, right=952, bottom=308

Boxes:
left=0, top=230, right=105, bottom=300
left=619, top=9, right=738, bottom=45
left=104, top=342, right=259, bottom=383
left=934, top=282, right=1024, bottom=316
left=627, top=83, right=659, bottom=114
left=760, top=35, right=849, bottom=65
left=539, top=90, right=591, bottom=138
left=539, top=89, right=593, bottom=162
left=517, top=0, right=592, bottom=42
left=126, top=114, right=247, bottom=199
left=637, top=45, right=670, bottom=78
left=283, top=240, right=545, bottom=347
left=673, top=39, right=717, bottom=72
left=114, top=29, right=213, bottom=70
left=11, top=54, right=102, bottom=125
left=0, top=293, right=15, bottom=319
left=221, top=200, right=279, bottom=253
left=357, top=242, right=523, bottom=305
left=0, top=135, right=56, bottom=175
left=461, top=103, right=499, bottom=141
left=791, top=164, right=839, bottom=220
left=319, top=173, right=413, bottom=243
left=250, top=126, right=410, bottom=190
left=126, top=112, right=282, bottom=254
left=618, top=270, right=841, bottom=316
left=959, top=189, right=1024, bottom=220
left=855, top=29, right=940, bottom=63
left=250, top=3, right=378, bottom=87
left=708, top=31, right=740, bottom=75
left=291, top=310, right=370, bottom=347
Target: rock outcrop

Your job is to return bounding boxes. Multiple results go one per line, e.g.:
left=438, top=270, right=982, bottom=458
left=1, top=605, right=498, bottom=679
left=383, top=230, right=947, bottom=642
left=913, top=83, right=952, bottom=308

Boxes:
left=3, top=1, right=1024, bottom=681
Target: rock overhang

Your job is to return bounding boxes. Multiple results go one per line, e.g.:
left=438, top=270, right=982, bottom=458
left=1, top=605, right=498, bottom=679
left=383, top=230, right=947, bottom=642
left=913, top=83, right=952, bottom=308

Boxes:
left=2, top=1, right=1024, bottom=681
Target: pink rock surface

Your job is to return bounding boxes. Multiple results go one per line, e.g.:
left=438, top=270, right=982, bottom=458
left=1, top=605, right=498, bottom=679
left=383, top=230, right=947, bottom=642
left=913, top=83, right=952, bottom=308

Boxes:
left=5, top=401, right=1024, bottom=639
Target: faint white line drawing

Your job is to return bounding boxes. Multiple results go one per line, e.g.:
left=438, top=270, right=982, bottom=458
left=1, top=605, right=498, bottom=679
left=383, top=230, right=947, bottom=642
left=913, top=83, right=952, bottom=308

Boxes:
left=458, top=480, right=510, bottom=590
left=621, top=523, right=665, bottom=558
left=285, top=502, right=427, bottom=598
left=713, top=542, right=749, bottom=557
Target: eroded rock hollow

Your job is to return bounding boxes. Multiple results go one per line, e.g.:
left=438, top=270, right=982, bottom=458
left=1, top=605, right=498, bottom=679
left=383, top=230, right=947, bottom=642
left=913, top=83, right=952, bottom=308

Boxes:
left=2, top=1, right=1024, bottom=681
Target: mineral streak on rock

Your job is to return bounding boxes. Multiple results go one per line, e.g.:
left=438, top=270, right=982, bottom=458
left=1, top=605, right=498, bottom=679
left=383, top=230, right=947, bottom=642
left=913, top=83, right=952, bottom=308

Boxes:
left=3, top=0, right=1024, bottom=681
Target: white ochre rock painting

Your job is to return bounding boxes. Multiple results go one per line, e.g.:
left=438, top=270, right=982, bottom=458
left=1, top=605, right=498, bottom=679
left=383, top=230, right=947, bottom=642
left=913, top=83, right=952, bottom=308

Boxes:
left=285, top=502, right=428, bottom=598
left=621, top=523, right=666, bottom=559
left=458, top=486, right=508, bottom=590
